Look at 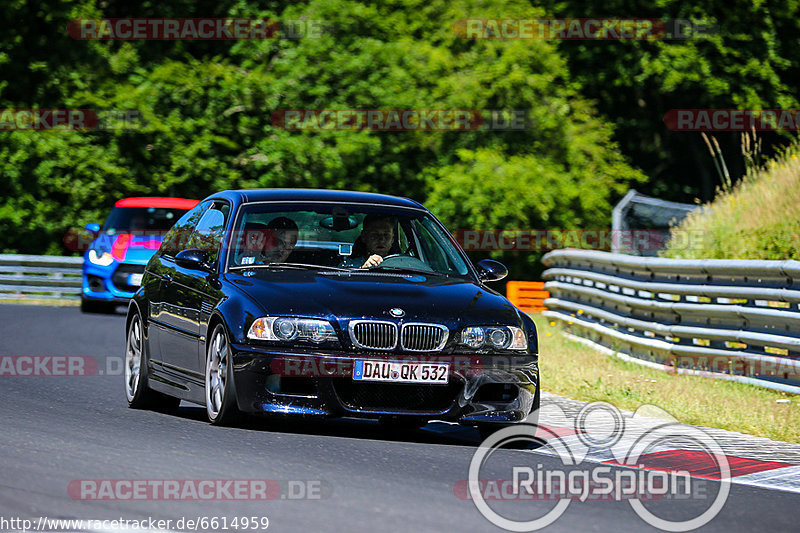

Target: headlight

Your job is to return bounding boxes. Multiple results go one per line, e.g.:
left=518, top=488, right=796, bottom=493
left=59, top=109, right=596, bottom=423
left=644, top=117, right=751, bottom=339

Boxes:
left=459, top=326, right=527, bottom=350
left=248, top=317, right=337, bottom=344
left=88, top=249, right=114, bottom=266
left=461, top=326, right=485, bottom=348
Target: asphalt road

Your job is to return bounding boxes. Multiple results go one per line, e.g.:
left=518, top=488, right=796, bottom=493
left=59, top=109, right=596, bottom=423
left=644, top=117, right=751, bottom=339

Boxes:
left=0, top=304, right=797, bottom=533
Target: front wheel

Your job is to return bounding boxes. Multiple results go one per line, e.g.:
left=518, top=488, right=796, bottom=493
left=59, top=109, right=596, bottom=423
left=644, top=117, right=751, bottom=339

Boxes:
left=205, top=323, right=241, bottom=425
left=125, top=313, right=180, bottom=412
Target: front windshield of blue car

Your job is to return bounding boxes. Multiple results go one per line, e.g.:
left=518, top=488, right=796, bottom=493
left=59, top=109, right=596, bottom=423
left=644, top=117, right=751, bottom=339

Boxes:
left=227, top=203, right=472, bottom=278
left=104, top=206, right=190, bottom=234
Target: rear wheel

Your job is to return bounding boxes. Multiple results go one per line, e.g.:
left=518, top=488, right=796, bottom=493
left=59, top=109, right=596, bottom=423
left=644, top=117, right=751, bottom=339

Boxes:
left=205, top=323, right=241, bottom=426
left=125, top=313, right=180, bottom=412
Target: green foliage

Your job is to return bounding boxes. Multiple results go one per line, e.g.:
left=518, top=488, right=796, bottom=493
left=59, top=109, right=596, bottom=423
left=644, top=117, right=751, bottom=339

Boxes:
left=1, top=0, right=649, bottom=281
left=539, top=0, right=800, bottom=201
left=3, top=0, right=800, bottom=275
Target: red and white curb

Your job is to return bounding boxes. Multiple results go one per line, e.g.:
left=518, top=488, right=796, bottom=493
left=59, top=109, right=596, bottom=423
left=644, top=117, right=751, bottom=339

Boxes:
left=533, top=427, right=800, bottom=493
left=532, top=394, right=800, bottom=494
left=425, top=392, right=800, bottom=494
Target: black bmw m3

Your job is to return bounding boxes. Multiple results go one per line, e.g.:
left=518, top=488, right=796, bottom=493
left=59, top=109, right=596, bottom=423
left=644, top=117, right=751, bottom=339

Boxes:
left=124, top=189, right=539, bottom=433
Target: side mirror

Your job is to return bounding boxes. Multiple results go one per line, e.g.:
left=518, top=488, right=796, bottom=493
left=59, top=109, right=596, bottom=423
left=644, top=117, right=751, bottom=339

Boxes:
left=175, top=249, right=214, bottom=273
left=84, top=222, right=101, bottom=237
left=476, top=259, right=508, bottom=282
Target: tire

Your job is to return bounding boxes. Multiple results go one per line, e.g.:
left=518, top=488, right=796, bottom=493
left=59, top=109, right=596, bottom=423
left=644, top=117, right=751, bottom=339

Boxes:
left=125, top=313, right=180, bottom=412
left=205, top=323, right=241, bottom=426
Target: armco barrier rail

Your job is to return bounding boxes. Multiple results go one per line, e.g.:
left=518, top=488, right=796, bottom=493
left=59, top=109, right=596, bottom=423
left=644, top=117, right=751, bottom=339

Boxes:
left=506, top=281, right=548, bottom=313
left=0, top=254, right=82, bottom=300
left=541, top=249, right=800, bottom=394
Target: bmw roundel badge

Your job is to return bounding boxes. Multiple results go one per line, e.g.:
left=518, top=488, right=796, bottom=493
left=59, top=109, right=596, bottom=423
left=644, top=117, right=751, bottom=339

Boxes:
left=390, top=308, right=405, bottom=317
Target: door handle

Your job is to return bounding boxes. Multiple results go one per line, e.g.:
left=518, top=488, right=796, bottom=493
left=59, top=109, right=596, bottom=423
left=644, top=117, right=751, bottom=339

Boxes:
left=162, top=273, right=173, bottom=284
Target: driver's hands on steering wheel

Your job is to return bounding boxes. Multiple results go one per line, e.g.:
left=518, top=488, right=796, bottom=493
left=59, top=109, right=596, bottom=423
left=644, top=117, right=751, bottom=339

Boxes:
left=361, top=254, right=384, bottom=268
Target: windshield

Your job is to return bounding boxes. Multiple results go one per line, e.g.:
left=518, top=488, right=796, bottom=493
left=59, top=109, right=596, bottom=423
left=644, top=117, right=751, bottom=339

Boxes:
left=227, top=204, right=472, bottom=278
left=104, top=206, right=190, bottom=234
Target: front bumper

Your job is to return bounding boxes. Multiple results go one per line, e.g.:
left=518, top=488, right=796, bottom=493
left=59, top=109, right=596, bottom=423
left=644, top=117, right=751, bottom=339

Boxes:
left=229, top=344, right=539, bottom=423
left=82, top=261, right=146, bottom=301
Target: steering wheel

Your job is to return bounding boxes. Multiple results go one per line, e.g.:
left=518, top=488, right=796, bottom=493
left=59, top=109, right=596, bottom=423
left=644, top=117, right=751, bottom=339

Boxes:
left=374, top=254, right=434, bottom=272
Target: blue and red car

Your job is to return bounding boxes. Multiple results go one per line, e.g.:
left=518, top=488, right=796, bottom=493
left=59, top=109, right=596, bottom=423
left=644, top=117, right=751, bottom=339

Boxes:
left=81, top=197, right=199, bottom=313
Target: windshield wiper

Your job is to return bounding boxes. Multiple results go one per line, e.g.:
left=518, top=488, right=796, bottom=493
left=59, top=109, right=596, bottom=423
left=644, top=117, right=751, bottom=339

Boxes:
left=230, top=262, right=349, bottom=272
left=367, top=266, right=444, bottom=276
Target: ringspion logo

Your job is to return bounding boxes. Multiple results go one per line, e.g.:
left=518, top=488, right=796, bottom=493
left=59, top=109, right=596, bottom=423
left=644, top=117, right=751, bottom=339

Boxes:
left=466, top=402, right=730, bottom=531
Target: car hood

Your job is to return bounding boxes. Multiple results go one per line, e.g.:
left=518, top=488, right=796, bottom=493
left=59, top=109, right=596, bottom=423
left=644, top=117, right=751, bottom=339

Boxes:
left=224, top=270, right=521, bottom=327
left=89, top=233, right=163, bottom=264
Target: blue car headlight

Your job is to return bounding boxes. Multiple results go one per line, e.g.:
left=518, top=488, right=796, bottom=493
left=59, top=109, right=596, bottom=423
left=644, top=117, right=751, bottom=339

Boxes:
left=88, top=249, right=114, bottom=266
left=248, top=317, right=338, bottom=344
left=460, top=326, right=527, bottom=350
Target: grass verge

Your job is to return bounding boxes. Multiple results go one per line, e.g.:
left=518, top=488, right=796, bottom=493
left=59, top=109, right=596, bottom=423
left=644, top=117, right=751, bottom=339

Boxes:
left=534, top=316, right=800, bottom=443
left=0, top=298, right=79, bottom=306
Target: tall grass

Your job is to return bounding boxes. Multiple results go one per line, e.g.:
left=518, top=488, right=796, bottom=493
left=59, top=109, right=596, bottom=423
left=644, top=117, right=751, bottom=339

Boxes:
left=662, top=140, right=800, bottom=259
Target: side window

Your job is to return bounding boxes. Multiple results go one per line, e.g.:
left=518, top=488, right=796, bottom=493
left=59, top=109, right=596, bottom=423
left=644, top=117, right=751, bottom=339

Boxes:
left=188, top=201, right=230, bottom=264
left=413, top=221, right=446, bottom=271
left=160, top=201, right=209, bottom=257
left=396, top=219, right=416, bottom=256
left=411, top=219, right=469, bottom=275
left=420, top=218, right=469, bottom=275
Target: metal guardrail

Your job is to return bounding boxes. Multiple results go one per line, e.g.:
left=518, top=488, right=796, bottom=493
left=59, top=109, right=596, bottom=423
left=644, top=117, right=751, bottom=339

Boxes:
left=0, top=254, right=83, bottom=300
left=541, top=249, right=800, bottom=394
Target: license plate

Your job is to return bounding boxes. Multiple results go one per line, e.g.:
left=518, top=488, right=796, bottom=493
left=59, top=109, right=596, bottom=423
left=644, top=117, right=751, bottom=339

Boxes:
left=353, top=360, right=449, bottom=384
left=128, top=273, right=143, bottom=286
